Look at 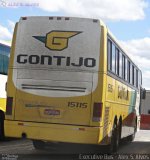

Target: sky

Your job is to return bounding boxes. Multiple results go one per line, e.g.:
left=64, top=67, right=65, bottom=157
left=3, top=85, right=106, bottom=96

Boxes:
left=0, top=0, right=150, bottom=89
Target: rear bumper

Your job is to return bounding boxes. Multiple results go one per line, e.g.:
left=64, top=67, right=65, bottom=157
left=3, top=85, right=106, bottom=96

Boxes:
left=4, top=120, right=102, bottom=145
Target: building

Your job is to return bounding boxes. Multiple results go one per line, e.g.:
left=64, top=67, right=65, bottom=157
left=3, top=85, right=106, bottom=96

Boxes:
left=140, top=90, right=150, bottom=130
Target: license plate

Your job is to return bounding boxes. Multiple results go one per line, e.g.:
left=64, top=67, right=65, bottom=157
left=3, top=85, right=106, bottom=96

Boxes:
left=44, top=109, right=60, bottom=116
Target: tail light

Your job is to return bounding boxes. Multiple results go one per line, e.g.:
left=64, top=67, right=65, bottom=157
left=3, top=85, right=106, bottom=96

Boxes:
left=92, top=102, right=103, bottom=122
left=6, top=97, right=13, bottom=115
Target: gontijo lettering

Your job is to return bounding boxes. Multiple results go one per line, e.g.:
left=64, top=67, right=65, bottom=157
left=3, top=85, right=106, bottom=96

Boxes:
left=17, top=55, right=96, bottom=67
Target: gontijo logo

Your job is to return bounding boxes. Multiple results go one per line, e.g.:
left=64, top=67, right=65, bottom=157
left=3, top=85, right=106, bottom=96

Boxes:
left=17, top=30, right=97, bottom=68
left=33, top=31, right=82, bottom=51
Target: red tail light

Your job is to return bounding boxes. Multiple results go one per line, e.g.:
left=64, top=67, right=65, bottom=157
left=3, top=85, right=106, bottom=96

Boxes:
left=92, top=103, right=103, bottom=122
left=6, top=97, right=13, bottom=115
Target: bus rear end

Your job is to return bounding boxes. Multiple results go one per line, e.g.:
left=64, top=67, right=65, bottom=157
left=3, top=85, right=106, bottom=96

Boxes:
left=4, top=17, right=105, bottom=145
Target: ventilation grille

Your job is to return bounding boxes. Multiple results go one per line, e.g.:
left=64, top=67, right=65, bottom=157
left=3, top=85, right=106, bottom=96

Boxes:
left=22, top=84, right=86, bottom=92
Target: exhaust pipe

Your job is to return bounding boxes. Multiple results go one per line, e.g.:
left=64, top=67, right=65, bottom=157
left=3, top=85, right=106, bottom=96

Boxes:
left=22, top=133, right=27, bottom=139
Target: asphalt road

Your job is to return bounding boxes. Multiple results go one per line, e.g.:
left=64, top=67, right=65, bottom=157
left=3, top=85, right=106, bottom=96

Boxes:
left=0, top=130, right=149, bottom=160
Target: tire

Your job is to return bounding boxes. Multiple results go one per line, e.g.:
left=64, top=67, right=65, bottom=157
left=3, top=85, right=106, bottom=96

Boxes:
left=118, top=120, right=122, bottom=145
left=0, top=118, right=4, bottom=140
left=32, top=140, right=46, bottom=149
left=108, top=122, right=120, bottom=153
left=127, top=123, right=137, bottom=142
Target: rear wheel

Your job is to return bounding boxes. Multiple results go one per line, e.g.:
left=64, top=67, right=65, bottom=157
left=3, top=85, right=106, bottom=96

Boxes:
left=108, top=121, right=120, bottom=153
left=32, top=140, right=46, bottom=149
left=0, top=117, right=4, bottom=140
left=127, top=122, right=137, bottom=142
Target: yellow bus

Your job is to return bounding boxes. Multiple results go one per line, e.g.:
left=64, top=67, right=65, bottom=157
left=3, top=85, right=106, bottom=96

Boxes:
left=0, top=42, right=10, bottom=140
left=4, top=16, right=143, bottom=152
